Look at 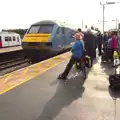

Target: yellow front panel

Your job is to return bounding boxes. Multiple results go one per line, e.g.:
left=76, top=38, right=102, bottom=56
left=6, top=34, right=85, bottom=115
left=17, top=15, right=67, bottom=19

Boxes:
left=22, top=34, right=50, bottom=42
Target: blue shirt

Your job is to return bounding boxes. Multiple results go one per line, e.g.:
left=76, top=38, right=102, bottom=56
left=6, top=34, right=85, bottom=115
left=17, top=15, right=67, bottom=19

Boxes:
left=71, top=41, right=84, bottom=58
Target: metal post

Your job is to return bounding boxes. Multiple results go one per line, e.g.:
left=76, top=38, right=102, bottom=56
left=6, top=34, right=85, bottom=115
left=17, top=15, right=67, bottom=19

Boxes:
left=116, top=17, right=118, bottom=29
left=103, top=5, right=105, bottom=34
left=82, top=20, right=83, bottom=28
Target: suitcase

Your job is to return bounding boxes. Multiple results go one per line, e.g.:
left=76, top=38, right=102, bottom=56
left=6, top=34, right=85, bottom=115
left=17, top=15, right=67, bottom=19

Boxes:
left=109, top=59, right=120, bottom=89
left=84, top=55, right=92, bottom=68
left=109, top=74, right=120, bottom=89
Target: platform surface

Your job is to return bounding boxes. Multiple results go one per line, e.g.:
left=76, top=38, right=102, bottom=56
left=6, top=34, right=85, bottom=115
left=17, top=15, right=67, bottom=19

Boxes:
left=0, top=53, right=120, bottom=120
left=0, top=46, right=22, bottom=54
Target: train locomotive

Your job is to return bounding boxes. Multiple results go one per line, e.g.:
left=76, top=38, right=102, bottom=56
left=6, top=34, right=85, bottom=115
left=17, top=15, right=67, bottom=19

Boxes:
left=22, top=20, right=78, bottom=61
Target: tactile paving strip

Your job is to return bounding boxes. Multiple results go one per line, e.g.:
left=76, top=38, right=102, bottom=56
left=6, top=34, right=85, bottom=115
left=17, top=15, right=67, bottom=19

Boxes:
left=0, top=52, right=71, bottom=95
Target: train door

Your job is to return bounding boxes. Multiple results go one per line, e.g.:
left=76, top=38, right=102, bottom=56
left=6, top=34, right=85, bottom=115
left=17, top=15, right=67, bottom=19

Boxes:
left=12, top=36, right=16, bottom=46
left=2, top=35, right=9, bottom=47
left=54, top=27, right=64, bottom=50
left=12, top=35, right=17, bottom=46
left=61, top=27, right=66, bottom=49
left=8, top=35, right=13, bottom=46
left=17, top=35, right=21, bottom=45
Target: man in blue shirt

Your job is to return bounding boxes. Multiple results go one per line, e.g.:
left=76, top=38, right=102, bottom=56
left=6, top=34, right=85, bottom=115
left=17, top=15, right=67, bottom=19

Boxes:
left=58, top=32, right=84, bottom=80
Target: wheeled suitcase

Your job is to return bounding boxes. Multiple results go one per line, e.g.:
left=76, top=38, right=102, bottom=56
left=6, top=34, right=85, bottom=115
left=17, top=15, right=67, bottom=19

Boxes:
left=109, top=56, right=120, bottom=89
left=109, top=74, right=120, bottom=89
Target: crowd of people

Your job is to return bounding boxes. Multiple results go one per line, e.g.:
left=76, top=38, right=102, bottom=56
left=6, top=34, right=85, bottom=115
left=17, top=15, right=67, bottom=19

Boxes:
left=58, top=28, right=118, bottom=80
left=97, top=31, right=117, bottom=57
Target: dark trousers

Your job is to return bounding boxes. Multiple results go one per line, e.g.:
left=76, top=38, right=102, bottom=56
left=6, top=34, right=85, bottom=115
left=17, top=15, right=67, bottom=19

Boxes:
left=111, top=48, right=115, bottom=62
left=98, top=44, right=102, bottom=55
left=61, top=56, right=80, bottom=78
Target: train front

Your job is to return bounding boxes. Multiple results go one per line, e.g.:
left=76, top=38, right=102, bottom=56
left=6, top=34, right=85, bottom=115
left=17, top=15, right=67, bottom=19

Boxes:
left=22, top=22, right=54, bottom=61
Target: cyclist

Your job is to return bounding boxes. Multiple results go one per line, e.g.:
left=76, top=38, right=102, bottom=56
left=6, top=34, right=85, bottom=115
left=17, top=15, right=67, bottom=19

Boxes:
left=57, top=31, right=84, bottom=80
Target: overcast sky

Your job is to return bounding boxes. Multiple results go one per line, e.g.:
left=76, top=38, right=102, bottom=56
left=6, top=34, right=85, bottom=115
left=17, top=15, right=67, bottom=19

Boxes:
left=0, top=0, right=120, bottom=31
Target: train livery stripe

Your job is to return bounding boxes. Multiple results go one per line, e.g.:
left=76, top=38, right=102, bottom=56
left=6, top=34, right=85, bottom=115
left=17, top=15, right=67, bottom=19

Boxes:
left=22, top=34, right=50, bottom=42
left=0, top=52, right=71, bottom=95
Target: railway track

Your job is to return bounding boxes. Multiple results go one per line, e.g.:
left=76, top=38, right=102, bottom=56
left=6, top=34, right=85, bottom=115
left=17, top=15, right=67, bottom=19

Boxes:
left=0, top=49, right=70, bottom=76
left=0, top=57, right=31, bottom=76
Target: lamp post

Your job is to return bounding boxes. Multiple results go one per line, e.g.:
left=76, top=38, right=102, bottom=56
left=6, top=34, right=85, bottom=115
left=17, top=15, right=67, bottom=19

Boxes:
left=112, top=18, right=120, bottom=35
left=100, top=2, right=120, bottom=34
left=82, top=20, right=83, bottom=28
left=112, top=17, right=119, bottom=29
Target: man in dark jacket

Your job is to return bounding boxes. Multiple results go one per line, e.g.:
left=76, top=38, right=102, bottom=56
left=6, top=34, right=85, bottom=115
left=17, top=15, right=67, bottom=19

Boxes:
left=84, top=30, right=97, bottom=60
left=97, top=32, right=102, bottom=56
left=103, top=32, right=108, bottom=49
left=103, top=32, right=108, bottom=42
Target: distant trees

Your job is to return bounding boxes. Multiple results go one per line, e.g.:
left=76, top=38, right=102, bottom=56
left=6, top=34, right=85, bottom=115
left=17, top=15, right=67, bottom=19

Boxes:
left=1, top=29, right=28, bottom=38
left=85, top=25, right=87, bottom=29
left=91, top=26, right=94, bottom=30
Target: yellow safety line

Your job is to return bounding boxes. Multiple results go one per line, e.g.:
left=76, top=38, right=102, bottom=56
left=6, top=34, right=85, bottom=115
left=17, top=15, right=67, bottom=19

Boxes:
left=0, top=53, right=70, bottom=95
left=1, top=74, right=12, bottom=84
left=23, top=67, right=29, bottom=75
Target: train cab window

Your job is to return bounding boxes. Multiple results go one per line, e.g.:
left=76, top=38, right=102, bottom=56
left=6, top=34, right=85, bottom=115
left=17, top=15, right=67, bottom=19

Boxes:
left=5, top=37, right=8, bottom=41
left=28, top=25, right=40, bottom=34
left=61, top=27, right=64, bottom=34
left=57, top=27, right=61, bottom=34
left=13, top=36, right=15, bottom=41
left=38, top=25, right=53, bottom=33
left=9, top=37, right=11, bottom=41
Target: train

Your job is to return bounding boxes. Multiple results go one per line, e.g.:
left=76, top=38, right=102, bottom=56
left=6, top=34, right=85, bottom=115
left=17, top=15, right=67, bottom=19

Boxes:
left=22, top=20, right=98, bottom=61
left=0, top=32, right=21, bottom=48
left=22, top=20, right=78, bottom=61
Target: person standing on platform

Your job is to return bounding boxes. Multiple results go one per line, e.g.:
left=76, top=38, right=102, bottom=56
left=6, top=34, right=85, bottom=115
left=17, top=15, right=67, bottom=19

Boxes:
left=97, top=31, right=102, bottom=56
left=110, top=32, right=117, bottom=62
left=103, top=32, right=108, bottom=49
left=103, top=32, right=108, bottom=42
left=76, top=28, right=85, bottom=50
left=57, top=31, right=84, bottom=80
left=84, top=29, right=97, bottom=61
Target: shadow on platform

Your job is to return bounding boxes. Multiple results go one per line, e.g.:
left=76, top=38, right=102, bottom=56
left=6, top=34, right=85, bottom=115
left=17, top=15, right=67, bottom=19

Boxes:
left=36, top=75, right=85, bottom=120
left=36, top=57, right=99, bottom=120
left=100, top=62, right=114, bottom=75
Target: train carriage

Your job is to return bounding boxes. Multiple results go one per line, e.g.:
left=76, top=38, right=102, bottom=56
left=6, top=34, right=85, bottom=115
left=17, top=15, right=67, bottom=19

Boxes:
left=0, top=32, right=21, bottom=48
left=22, top=20, right=77, bottom=61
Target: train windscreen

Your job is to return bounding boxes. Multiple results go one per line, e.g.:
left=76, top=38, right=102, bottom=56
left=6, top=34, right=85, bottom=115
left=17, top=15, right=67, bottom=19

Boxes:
left=28, top=24, right=53, bottom=34
left=28, top=25, right=40, bottom=34
left=38, top=25, right=53, bottom=33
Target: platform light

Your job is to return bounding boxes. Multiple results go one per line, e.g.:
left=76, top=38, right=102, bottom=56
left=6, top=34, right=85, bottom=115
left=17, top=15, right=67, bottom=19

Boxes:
left=106, top=2, right=116, bottom=4
left=100, top=1, right=120, bottom=34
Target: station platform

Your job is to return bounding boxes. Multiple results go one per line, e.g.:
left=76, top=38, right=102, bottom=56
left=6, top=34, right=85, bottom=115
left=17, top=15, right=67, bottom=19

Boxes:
left=0, top=52, right=120, bottom=120
left=0, top=46, right=22, bottom=54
